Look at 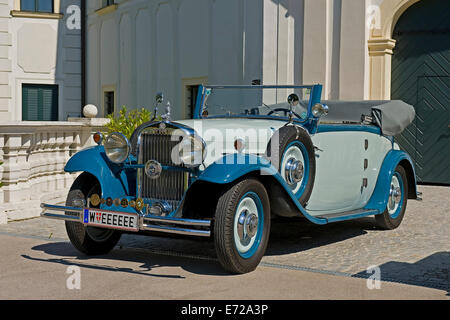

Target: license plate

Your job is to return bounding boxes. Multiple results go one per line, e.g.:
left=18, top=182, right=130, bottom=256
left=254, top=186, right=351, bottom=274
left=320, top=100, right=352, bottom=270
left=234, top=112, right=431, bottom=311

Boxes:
left=83, top=208, right=139, bottom=232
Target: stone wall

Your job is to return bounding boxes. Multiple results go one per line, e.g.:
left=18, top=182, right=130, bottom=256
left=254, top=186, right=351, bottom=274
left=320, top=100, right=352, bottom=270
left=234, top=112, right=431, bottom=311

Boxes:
left=0, top=118, right=108, bottom=223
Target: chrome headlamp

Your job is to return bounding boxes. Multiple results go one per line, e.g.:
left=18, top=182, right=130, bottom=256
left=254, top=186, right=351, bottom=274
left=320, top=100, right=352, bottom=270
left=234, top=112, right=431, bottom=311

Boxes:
left=104, top=132, right=131, bottom=164
left=312, top=103, right=329, bottom=118
left=177, top=135, right=206, bottom=168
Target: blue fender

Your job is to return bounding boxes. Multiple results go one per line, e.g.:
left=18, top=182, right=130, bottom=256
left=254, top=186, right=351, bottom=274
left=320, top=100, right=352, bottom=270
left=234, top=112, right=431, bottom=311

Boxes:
left=64, top=146, right=135, bottom=199
left=198, top=154, right=274, bottom=184
left=197, top=154, right=327, bottom=225
left=364, top=149, right=417, bottom=213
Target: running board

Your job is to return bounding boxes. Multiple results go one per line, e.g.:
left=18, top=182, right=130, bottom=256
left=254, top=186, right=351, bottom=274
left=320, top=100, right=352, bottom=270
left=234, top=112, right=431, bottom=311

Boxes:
left=314, top=209, right=379, bottom=223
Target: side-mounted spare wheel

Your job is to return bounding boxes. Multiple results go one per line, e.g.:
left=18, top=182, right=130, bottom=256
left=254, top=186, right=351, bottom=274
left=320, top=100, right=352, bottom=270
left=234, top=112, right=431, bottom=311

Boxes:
left=214, top=178, right=271, bottom=274
left=65, top=174, right=121, bottom=255
left=266, top=125, right=316, bottom=207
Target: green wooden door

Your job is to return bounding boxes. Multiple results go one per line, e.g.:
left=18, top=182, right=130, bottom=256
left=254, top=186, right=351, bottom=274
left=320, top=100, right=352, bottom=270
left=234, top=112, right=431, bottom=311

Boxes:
left=22, top=84, right=59, bottom=121
left=391, top=0, right=450, bottom=184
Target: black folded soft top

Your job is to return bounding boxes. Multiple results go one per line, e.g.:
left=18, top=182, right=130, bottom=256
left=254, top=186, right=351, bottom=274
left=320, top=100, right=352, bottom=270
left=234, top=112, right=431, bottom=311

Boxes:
left=322, top=100, right=416, bottom=136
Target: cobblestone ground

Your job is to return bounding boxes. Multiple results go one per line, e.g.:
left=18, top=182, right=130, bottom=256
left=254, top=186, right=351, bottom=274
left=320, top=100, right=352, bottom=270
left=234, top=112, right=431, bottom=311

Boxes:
left=1, top=185, right=449, bottom=294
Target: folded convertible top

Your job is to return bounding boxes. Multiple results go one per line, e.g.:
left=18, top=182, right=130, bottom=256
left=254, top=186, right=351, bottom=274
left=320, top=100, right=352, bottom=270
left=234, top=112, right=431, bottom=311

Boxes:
left=321, top=100, right=416, bottom=136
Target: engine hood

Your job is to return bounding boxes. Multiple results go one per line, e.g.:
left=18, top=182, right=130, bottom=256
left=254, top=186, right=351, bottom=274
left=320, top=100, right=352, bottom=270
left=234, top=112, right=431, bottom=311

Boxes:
left=175, top=118, right=287, bottom=166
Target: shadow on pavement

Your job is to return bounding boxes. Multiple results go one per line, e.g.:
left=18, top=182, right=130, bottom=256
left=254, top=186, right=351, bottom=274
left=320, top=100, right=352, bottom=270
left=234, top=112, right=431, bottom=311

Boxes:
left=352, top=252, right=450, bottom=295
left=21, top=216, right=378, bottom=278
left=24, top=241, right=231, bottom=278
left=265, top=216, right=374, bottom=256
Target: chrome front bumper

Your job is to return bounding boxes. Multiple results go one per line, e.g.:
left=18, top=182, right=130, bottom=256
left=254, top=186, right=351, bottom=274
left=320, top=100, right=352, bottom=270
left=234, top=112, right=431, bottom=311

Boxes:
left=40, top=204, right=211, bottom=237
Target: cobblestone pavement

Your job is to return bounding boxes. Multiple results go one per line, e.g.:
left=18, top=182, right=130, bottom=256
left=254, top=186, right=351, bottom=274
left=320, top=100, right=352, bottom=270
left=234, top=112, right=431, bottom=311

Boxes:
left=1, top=185, right=449, bottom=295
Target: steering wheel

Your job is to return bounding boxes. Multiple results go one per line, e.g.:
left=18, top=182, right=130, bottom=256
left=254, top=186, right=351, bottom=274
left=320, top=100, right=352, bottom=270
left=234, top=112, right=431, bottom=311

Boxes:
left=268, top=108, right=303, bottom=119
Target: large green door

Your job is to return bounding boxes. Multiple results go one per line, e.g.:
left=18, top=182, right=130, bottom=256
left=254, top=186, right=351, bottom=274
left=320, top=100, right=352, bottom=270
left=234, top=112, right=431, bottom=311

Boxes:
left=391, top=0, right=450, bottom=184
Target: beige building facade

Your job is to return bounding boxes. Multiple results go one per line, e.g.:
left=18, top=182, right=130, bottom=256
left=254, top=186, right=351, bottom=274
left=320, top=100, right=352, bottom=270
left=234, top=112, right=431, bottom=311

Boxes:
left=0, top=0, right=82, bottom=121
left=85, top=0, right=433, bottom=117
left=0, top=0, right=448, bottom=222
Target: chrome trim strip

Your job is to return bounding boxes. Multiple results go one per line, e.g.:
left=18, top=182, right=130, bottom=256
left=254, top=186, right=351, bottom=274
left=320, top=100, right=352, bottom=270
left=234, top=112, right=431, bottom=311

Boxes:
left=41, top=204, right=84, bottom=213
left=140, top=224, right=211, bottom=237
left=142, top=215, right=211, bottom=227
left=41, top=212, right=81, bottom=223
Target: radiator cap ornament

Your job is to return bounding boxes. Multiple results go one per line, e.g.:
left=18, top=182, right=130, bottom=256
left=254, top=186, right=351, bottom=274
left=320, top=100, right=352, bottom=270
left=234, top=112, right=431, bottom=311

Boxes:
left=145, top=160, right=162, bottom=179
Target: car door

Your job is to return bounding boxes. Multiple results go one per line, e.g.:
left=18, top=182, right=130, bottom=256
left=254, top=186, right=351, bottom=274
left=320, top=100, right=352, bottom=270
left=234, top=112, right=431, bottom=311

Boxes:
left=306, top=129, right=367, bottom=215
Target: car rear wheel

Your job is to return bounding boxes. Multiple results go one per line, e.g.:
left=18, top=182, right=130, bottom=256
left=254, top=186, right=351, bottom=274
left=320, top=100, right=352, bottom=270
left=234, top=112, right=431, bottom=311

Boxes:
left=214, top=178, right=270, bottom=274
left=65, top=179, right=121, bottom=255
left=375, top=165, right=408, bottom=230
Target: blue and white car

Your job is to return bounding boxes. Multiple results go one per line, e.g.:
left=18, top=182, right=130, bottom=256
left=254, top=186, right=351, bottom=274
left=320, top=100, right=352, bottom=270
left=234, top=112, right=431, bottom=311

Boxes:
left=41, top=84, right=421, bottom=274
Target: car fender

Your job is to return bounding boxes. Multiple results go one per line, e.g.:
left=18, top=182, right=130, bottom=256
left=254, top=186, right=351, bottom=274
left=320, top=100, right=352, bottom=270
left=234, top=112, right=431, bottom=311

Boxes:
left=364, top=149, right=418, bottom=212
left=64, top=146, right=135, bottom=198
left=197, top=153, right=327, bottom=225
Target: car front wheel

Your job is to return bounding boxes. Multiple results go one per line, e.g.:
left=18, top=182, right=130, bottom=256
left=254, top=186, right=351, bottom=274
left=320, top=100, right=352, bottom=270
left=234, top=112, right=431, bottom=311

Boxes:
left=214, top=178, right=270, bottom=274
left=65, top=178, right=121, bottom=255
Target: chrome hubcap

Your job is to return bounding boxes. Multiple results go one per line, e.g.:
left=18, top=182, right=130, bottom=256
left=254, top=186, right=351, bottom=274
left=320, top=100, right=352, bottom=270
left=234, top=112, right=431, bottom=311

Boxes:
left=388, top=175, right=402, bottom=214
left=281, top=145, right=305, bottom=194
left=234, top=196, right=260, bottom=254
left=237, top=210, right=259, bottom=244
left=285, top=158, right=304, bottom=185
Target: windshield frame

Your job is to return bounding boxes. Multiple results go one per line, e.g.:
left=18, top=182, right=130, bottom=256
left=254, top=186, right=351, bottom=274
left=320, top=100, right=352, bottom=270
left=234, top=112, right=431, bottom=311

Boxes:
left=193, top=85, right=322, bottom=124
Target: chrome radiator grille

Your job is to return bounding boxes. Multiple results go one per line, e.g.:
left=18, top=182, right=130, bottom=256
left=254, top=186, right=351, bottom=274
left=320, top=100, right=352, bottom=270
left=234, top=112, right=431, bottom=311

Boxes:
left=139, top=131, right=187, bottom=204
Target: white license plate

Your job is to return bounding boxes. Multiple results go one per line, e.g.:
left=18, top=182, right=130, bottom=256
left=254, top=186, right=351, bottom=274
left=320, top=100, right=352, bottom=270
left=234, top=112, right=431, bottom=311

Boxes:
left=83, top=208, right=139, bottom=232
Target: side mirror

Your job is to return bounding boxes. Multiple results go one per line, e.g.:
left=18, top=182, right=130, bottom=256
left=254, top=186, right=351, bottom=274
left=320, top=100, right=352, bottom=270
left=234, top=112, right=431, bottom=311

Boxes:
left=311, top=103, right=329, bottom=118
left=287, top=93, right=299, bottom=107
left=155, top=92, right=164, bottom=104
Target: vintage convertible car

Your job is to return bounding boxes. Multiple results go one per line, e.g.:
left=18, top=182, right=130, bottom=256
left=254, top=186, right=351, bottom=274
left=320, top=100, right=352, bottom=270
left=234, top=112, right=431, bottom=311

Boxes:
left=41, top=84, right=421, bottom=274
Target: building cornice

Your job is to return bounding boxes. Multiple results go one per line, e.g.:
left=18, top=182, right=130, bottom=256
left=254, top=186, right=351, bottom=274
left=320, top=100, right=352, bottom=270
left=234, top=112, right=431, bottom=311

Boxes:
left=368, top=38, right=397, bottom=56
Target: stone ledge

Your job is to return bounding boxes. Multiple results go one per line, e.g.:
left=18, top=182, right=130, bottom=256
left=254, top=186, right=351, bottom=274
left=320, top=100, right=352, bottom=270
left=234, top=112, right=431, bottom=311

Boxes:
left=10, top=10, right=63, bottom=20
left=67, top=117, right=110, bottom=127
left=95, top=4, right=118, bottom=16
left=0, top=188, right=70, bottom=224
left=0, top=119, right=110, bottom=132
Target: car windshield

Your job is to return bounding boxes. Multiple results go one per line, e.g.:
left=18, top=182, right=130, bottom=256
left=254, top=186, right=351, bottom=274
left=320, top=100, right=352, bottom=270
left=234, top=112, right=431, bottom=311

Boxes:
left=199, top=86, right=313, bottom=121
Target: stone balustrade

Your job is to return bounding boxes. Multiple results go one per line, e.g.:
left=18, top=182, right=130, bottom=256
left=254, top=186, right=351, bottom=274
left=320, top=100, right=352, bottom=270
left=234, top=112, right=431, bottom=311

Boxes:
left=0, top=118, right=109, bottom=224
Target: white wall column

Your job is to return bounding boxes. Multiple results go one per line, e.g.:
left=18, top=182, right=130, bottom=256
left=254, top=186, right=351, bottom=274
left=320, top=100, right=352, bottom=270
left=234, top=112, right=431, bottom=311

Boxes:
left=302, top=0, right=330, bottom=96
left=339, top=0, right=369, bottom=100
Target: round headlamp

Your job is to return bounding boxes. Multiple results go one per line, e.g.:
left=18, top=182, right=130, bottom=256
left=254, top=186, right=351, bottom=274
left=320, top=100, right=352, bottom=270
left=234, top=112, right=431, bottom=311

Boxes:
left=104, top=132, right=131, bottom=164
left=177, top=135, right=206, bottom=168
left=311, top=103, right=329, bottom=118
